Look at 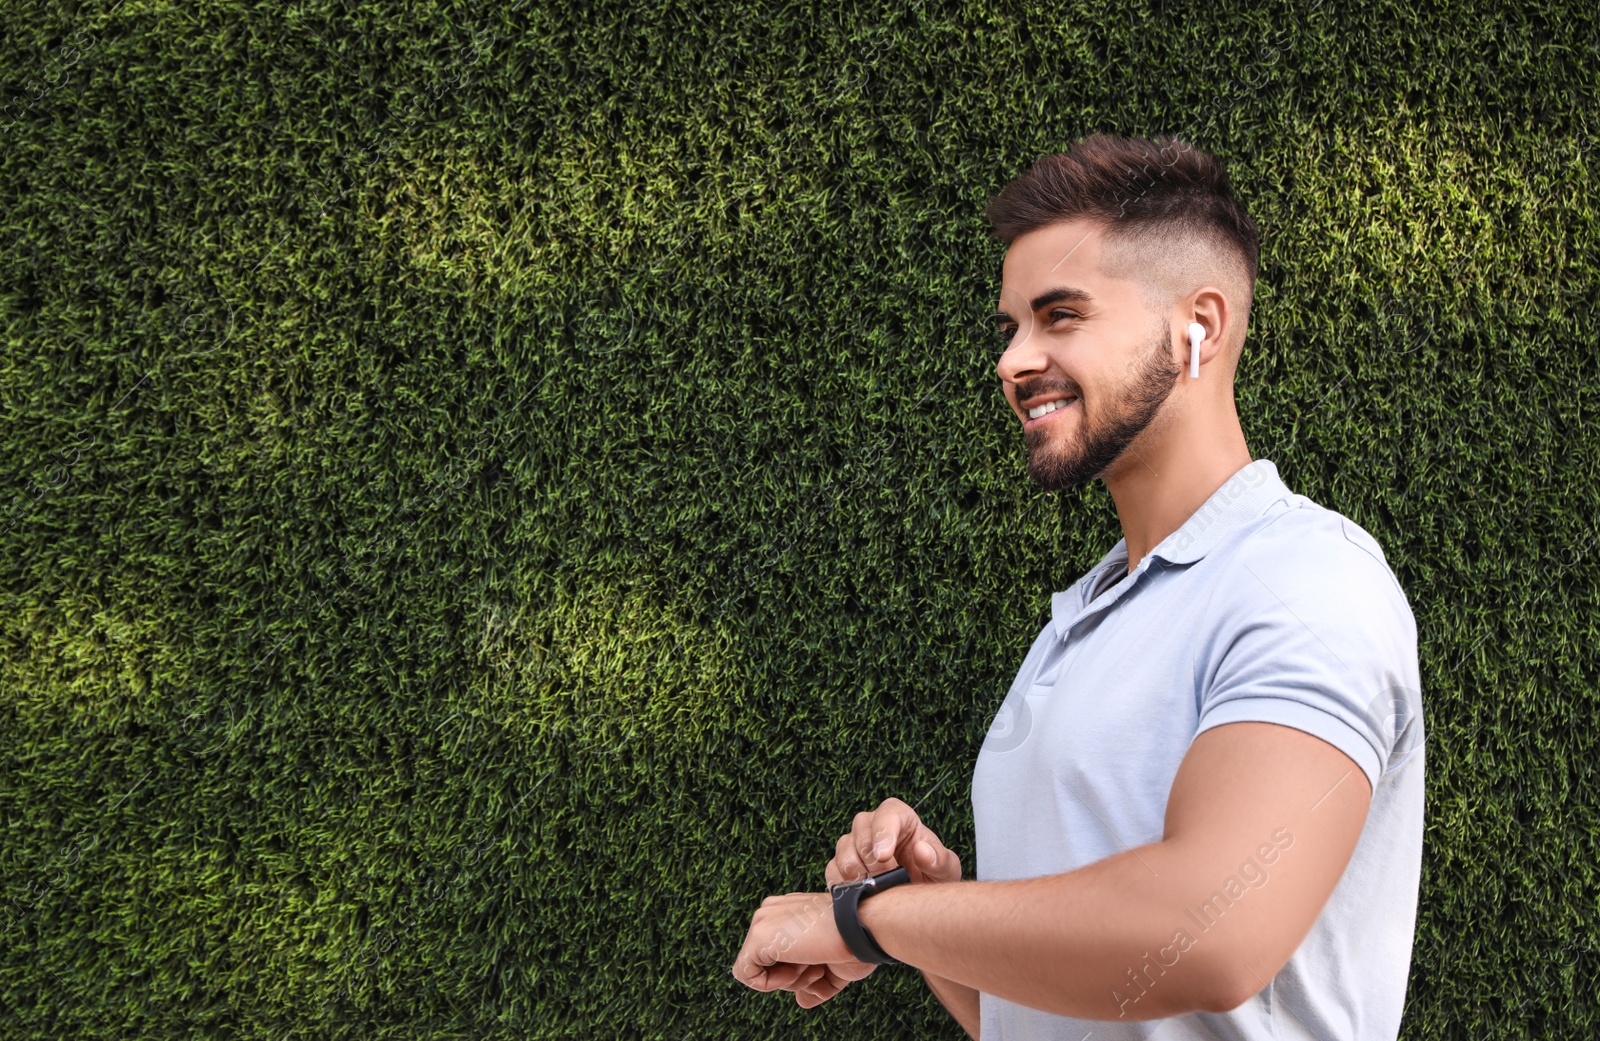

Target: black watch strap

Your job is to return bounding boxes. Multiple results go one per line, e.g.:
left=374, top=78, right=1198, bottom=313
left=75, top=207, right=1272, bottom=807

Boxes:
left=831, top=866, right=910, bottom=965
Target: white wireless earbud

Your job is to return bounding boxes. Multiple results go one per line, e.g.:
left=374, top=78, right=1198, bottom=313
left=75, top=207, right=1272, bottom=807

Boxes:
left=1187, top=322, right=1205, bottom=378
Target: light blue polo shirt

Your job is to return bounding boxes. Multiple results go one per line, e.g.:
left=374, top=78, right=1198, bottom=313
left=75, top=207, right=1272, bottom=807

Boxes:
left=971, top=458, right=1426, bottom=1041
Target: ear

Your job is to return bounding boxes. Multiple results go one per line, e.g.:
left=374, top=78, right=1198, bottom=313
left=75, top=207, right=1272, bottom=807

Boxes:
left=1180, top=288, right=1233, bottom=373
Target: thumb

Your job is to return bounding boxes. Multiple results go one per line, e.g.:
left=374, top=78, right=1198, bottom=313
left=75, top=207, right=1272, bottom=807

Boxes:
left=916, top=841, right=935, bottom=865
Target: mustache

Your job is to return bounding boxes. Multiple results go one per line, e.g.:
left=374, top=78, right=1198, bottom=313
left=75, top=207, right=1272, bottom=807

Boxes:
left=1017, top=385, right=1081, bottom=403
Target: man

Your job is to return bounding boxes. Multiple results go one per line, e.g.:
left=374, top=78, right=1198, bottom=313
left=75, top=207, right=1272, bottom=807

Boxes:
left=731, top=133, right=1425, bottom=1041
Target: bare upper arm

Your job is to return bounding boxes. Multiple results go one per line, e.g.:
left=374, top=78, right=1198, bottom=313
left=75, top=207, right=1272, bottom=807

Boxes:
left=1161, top=720, right=1373, bottom=1011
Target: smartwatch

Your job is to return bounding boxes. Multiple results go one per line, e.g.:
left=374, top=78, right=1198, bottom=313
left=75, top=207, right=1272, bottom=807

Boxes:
left=830, top=865, right=910, bottom=965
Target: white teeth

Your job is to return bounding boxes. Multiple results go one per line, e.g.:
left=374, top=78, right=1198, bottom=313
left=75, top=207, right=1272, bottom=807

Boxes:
left=1027, top=397, right=1075, bottom=419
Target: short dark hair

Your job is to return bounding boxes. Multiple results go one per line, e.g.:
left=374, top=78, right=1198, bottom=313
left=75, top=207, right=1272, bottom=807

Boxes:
left=984, top=134, right=1260, bottom=328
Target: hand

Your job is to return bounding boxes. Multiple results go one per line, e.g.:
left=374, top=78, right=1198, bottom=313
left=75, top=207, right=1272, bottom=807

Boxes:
left=731, top=892, right=878, bottom=1007
left=825, top=796, right=964, bottom=887
left=783, top=798, right=963, bottom=1008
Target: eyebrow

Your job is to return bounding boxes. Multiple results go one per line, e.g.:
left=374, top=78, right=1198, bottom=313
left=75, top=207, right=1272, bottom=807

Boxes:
left=990, top=286, right=1096, bottom=323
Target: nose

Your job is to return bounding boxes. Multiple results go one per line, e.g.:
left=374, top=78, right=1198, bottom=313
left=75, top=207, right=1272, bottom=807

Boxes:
left=995, top=320, right=1050, bottom=385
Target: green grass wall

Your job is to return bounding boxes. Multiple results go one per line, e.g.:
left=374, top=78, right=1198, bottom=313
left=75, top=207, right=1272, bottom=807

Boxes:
left=2, top=0, right=1596, bottom=1037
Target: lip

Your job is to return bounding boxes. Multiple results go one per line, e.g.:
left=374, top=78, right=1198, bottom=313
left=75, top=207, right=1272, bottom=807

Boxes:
left=1022, top=397, right=1079, bottom=430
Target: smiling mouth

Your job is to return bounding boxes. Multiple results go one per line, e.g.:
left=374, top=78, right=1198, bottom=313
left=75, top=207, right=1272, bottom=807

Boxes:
left=1022, top=396, right=1079, bottom=428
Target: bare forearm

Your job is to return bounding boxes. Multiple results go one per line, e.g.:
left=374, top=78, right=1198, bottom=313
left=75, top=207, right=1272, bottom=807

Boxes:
left=859, top=841, right=1237, bottom=1022
left=920, top=968, right=980, bottom=1039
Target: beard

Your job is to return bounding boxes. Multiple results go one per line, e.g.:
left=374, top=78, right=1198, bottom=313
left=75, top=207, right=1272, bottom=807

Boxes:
left=1024, top=318, right=1183, bottom=492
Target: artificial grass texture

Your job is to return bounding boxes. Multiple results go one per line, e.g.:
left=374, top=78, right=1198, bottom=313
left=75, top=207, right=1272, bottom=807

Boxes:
left=2, top=0, right=1597, bottom=1037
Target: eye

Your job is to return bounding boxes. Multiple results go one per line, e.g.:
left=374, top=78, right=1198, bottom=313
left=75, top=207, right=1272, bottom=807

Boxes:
left=995, top=310, right=1079, bottom=344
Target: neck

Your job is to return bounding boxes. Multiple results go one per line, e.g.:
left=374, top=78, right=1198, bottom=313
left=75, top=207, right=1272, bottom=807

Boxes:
left=1101, top=396, right=1254, bottom=573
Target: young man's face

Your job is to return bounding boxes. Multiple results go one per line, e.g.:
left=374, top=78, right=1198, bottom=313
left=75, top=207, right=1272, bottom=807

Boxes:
left=992, top=218, right=1183, bottom=492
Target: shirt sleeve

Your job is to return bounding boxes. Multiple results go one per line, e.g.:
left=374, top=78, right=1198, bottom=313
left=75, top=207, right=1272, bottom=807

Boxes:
left=1193, top=518, right=1423, bottom=795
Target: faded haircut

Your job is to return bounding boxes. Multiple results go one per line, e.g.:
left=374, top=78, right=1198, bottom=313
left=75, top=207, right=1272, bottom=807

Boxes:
left=984, top=133, right=1261, bottom=346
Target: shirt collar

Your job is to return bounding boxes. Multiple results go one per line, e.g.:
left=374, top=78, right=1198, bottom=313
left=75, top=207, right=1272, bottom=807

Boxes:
left=1147, top=458, right=1292, bottom=566
left=1052, top=459, right=1293, bottom=639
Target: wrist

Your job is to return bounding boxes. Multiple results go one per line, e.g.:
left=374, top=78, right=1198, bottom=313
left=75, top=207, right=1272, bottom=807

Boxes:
left=832, top=866, right=910, bottom=965
left=855, top=878, right=914, bottom=954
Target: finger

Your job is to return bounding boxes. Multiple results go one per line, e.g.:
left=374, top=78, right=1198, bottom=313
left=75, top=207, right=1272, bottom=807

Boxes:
left=928, top=831, right=964, bottom=881
left=733, top=950, right=777, bottom=991
left=850, top=810, right=882, bottom=874
left=862, top=798, right=923, bottom=871
left=827, top=959, right=878, bottom=983
left=833, top=832, right=865, bottom=885
left=744, top=953, right=815, bottom=993
left=895, top=826, right=932, bottom=883
left=904, top=823, right=963, bottom=883
left=824, top=852, right=856, bottom=887
left=909, top=826, right=954, bottom=882
left=857, top=805, right=908, bottom=869
left=796, top=972, right=845, bottom=1008
left=791, top=964, right=827, bottom=992
left=932, top=836, right=965, bottom=881
left=835, top=822, right=954, bottom=886
left=797, top=985, right=834, bottom=1008
left=764, top=961, right=816, bottom=992
left=798, top=964, right=855, bottom=1006
left=733, top=934, right=791, bottom=992
left=859, top=808, right=894, bottom=869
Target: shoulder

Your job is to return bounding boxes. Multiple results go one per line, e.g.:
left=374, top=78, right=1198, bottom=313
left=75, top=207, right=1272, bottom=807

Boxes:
left=1194, top=501, right=1425, bottom=787
left=1209, top=502, right=1415, bottom=636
